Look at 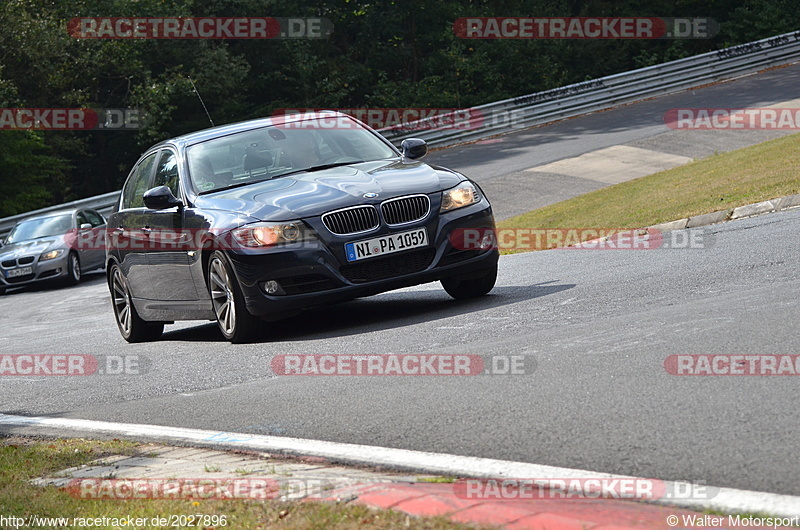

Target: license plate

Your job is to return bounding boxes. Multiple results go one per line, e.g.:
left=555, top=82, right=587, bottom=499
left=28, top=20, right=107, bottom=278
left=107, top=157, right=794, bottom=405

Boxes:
left=345, top=228, right=428, bottom=262
left=7, top=266, right=32, bottom=278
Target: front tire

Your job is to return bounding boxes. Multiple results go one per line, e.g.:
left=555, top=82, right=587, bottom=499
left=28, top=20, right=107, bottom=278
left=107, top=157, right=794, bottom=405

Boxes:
left=207, top=251, right=261, bottom=343
left=441, top=264, right=498, bottom=300
left=109, top=264, right=164, bottom=342
left=64, top=252, right=81, bottom=285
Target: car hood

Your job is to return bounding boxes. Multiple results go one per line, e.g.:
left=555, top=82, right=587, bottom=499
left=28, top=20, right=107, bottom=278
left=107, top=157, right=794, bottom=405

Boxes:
left=192, top=159, right=465, bottom=222
left=0, top=237, right=62, bottom=260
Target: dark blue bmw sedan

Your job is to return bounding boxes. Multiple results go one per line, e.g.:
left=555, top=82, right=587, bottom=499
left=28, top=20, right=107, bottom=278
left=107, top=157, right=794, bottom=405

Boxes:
left=106, top=111, right=498, bottom=343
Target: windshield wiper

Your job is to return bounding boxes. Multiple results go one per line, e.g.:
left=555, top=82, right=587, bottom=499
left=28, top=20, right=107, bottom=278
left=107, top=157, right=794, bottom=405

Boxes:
left=198, top=178, right=272, bottom=195
left=273, top=160, right=365, bottom=179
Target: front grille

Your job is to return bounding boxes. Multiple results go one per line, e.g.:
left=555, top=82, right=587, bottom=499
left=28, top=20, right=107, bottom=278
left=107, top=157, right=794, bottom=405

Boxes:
left=340, top=248, right=435, bottom=283
left=1, top=257, right=36, bottom=268
left=381, top=195, right=430, bottom=225
left=322, top=206, right=379, bottom=235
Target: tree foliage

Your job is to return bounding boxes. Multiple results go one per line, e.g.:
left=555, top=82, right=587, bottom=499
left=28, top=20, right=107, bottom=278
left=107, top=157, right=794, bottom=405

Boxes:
left=0, top=0, right=797, bottom=216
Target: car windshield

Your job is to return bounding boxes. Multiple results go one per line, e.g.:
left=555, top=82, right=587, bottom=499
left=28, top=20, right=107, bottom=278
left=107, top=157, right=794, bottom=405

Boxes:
left=186, top=116, right=398, bottom=194
left=5, top=214, right=73, bottom=244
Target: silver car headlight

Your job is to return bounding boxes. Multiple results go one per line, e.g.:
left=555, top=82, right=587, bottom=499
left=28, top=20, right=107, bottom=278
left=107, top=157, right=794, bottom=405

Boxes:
left=39, top=249, right=64, bottom=261
left=440, top=182, right=482, bottom=212
left=231, top=222, right=315, bottom=248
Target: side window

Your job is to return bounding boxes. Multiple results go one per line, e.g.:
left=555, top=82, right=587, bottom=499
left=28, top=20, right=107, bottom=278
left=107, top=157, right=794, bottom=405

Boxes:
left=121, top=152, right=157, bottom=209
left=84, top=210, right=105, bottom=227
left=153, top=150, right=180, bottom=199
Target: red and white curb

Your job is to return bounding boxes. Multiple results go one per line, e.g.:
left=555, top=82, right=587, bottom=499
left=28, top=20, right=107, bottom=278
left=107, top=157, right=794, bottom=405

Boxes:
left=1, top=413, right=799, bottom=518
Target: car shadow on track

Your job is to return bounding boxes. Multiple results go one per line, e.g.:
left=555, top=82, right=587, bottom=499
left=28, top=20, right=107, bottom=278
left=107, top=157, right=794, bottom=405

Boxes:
left=159, top=280, right=575, bottom=343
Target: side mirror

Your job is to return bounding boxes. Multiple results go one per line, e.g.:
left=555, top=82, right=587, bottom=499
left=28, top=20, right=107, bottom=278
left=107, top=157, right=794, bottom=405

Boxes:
left=79, top=223, right=92, bottom=231
left=143, top=186, right=183, bottom=210
left=400, top=138, right=428, bottom=160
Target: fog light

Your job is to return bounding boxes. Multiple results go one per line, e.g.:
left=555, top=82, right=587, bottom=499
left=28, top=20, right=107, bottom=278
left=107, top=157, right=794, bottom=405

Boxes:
left=480, top=233, right=495, bottom=249
left=263, top=280, right=285, bottom=295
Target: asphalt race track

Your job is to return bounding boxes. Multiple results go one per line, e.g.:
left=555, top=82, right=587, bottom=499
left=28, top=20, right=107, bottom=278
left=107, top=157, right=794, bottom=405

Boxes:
left=429, top=62, right=800, bottom=220
left=1, top=65, right=799, bottom=499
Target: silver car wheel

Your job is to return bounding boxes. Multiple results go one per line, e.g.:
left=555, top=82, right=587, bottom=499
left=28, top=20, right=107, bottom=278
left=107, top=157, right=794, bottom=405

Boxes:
left=70, top=253, right=81, bottom=282
left=209, top=256, right=236, bottom=335
left=112, top=267, right=131, bottom=335
left=63, top=252, right=82, bottom=286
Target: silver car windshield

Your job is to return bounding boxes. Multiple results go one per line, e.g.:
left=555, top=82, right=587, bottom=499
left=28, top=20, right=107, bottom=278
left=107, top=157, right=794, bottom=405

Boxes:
left=5, top=214, right=73, bottom=244
left=186, top=117, right=398, bottom=194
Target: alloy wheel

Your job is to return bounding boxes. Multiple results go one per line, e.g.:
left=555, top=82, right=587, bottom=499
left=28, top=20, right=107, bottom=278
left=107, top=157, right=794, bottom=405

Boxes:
left=209, top=255, right=236, bottom=335
left=111, top=267, right=131, bottom=335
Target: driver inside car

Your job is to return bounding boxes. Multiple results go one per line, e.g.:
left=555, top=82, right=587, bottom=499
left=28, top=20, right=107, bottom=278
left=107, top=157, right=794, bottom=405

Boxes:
left=285, top=132, right=323, bottom=170
left=188, top=150, right=218, bottom=192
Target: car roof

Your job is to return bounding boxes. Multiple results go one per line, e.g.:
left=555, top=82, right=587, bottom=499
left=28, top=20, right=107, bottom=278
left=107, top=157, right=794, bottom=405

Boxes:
left=149, top=110, right=349, bottom=151
left=13, top=209, right=91, bottom=225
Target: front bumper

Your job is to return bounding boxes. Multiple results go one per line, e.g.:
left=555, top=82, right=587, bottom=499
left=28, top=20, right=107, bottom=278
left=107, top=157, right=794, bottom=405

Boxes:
left=226, top=201, right=498, bottom=318
left=0, top=253, right=70, bottom=289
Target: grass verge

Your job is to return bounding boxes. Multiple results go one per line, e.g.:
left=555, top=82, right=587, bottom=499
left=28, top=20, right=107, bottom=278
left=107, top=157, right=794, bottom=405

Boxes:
left=497, top=132, right=800, bottom=253
left=0, top=436, right=485, bottom=529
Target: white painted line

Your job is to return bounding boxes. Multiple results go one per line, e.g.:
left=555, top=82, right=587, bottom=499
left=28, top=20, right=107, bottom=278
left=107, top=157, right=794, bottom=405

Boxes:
left=1, top=413, right=799, bottom=517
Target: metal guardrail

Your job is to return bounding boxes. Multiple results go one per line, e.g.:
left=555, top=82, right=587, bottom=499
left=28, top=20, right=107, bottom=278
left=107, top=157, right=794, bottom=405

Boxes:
left=378, top=30, right=800, bottom=146
left=0, top=191, right=119, bottom=239
left=2, top=30, right=799, bottom=239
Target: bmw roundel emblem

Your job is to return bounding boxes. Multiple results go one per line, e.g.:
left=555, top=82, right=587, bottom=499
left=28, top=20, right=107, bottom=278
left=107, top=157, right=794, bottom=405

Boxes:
left=363, top=192, right=379, bottom=198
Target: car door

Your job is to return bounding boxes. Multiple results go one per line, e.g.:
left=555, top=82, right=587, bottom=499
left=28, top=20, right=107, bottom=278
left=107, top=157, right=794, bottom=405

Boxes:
left=112, top=151, right=158, bottom=299
left=143, top=148, right=202, bottom=301
left=83, top=210, right=106, bottom=267
left=75, top=209, right=105, bottom=270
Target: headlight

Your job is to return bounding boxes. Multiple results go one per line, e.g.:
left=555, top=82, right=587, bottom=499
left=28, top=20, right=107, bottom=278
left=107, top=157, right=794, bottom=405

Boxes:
left=440, top=182, right=482, bottom=212
left=39, top=249, right=64, bottom=261
left=231, top=222, right=314, bottom=248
